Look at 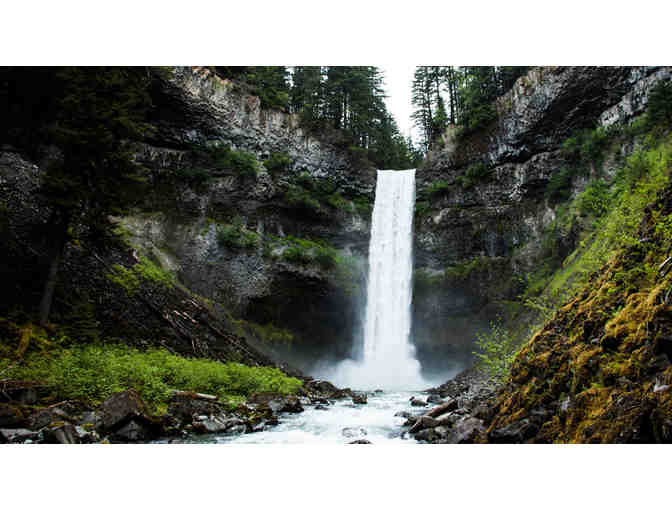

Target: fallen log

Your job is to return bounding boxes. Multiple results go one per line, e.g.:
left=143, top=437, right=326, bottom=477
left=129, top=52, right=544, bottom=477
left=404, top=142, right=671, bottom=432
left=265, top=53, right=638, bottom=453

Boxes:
left=170, top=390, right=218, bottom=401
left=424, top=399, right=458, bottom=419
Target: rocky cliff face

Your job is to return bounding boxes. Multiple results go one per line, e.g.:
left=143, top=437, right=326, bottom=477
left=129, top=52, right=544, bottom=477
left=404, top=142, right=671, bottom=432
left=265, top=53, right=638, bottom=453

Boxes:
left=413, top=66, right=672, bottom=368
left=112, top=68, right=375, bottom=368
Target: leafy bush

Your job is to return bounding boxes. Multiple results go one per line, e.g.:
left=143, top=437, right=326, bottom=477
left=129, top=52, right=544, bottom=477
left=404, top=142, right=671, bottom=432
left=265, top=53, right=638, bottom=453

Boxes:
left=263, top=152, right=292, bottom=175
left=577, top=179, right=612, bottom=218
left=216, top=220, right=260, bottom=250
left=1, top=344, right=302, bottom=411
left=473, top=320, right=520, bottom=382
left=456, top=162, right=491, bottom=189
left=207, top=145, right=260, bottom=177
left=561, top=127, right=611, bottom=166
left=284, top=184, right=324, bottom=216
left=427, top=180, right=451, bottom=196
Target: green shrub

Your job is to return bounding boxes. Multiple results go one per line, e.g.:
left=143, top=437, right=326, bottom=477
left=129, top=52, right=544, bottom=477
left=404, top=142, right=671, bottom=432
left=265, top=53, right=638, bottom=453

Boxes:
left=473, top=319, right=520, bottom=382
left=284, top=184, right=323, bottom=216
left=427, top=180, right=451, bottom=196
left=263, top=152, right=291, bottom=175
left=577, top=179, right=611, bottom=218
left=1, top=344, right=302, bottom=412
left=216, top=220, right=260, bottom=250
left=207, top=145, right=260, bottom=177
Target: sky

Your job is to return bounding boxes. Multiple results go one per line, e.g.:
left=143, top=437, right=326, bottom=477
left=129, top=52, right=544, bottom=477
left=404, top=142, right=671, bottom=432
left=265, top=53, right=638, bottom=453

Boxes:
left=379, top=65, right=418, bottom=142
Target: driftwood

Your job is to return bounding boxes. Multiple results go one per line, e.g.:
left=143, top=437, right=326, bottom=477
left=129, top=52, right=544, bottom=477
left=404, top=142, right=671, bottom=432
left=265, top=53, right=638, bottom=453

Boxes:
left=423, top=399, right=458, bottom=419
left=170, top=390, right=218, bottom=401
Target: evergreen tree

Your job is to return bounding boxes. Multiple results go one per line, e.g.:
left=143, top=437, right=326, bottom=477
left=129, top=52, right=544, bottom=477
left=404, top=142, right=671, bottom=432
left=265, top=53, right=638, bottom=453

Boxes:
left=0, top=67, right=155, bottom=325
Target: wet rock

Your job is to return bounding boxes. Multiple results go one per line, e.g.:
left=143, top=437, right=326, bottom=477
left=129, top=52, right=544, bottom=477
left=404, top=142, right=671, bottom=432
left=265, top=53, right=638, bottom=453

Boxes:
left=248, top=393, right=304, bottom=414
left=315, top=405, right=329, bottom=411
left=168, top=393, right=218, bottom=425
left=110, top=419, right=153, bottom=442
left=1, top=428, right=40, bottom=443
left=374, top=389, right=384, bottom=394
left=27, top=409, right=54, bottom=430
left=415, top=427, right=443, bottom=442
left=80, top=411, right=103, bottom=429
left=309, top=380, right=339, bottom=395
left=342, top=427, right=367, bottom=439
left=348, top=439, right=372, bottom=444
left=101, top=390, right=150, bottom=430
left=454, top=417, right=485, bottom=443
left=330, top=388, right=353, bottom=400
left=394, top=411, right=412, bottom=419
left=352, top=393, right=368, bottom=405
left=75, top=425, right=101, bottom=443
left=43, top=423, right=80, bottom=444
left=192, top=417, right=229, bottom=434
left=100, top=390, right=162, bottom=440
left=0, top=403, right=26, bottom=428
left=427, top=394, right=444, bottom=405
left=409, top=416, right=440, bottom=434
left=489, top=418, right=538, bottom=443
left=410, top=397, right=427, bottom=407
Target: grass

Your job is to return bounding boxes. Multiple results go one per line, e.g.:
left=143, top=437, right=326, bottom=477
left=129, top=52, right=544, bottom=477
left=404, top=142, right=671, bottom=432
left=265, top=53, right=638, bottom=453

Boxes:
left=0, top=343, right=302, bottom=413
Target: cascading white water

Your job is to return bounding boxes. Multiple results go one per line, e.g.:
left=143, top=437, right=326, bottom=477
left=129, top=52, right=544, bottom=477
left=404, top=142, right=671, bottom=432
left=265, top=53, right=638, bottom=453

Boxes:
left=325, top=169, right=427, bottom=390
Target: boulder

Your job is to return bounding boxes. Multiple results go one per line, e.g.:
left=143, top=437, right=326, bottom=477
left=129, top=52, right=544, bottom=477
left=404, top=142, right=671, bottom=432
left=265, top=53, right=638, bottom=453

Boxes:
left=454, top=417, right=485, bottom=443
left=27, top=409, right=54, bottom=430
left=309, top=380, right=339, bottom=395
left=410, top=397, right=427, bottom=407
left=192, top=417, right=229, bottom=435
left=168, top=393, right=218, bottom=425
left=415, top=427, right=444, bottom=442
left=408, top=416, right=440, bottom=434
left=394, top=411, right=413, bottom=419
left=425, top=399, right=458, bottom=418
left=101, top=390, right=150, bottom=430
left=248, top=393, right=304, bottom=414
left=100, top=390, right=162, bottom=440
left=489, top=418, right=538, bottom=443
left=348, top=439, right=372, bottom=444
left=315, top=404, right=329, bottom=411
left=43, top=423, right=80, bottom=444
left=0, top=427, right=39, bottom=443
left=352, top=393, right=368, bottom=405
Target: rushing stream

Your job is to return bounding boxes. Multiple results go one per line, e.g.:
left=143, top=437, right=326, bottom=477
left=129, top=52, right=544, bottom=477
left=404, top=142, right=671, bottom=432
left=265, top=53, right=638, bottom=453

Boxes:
left=166, top=391, right=423, bottom=444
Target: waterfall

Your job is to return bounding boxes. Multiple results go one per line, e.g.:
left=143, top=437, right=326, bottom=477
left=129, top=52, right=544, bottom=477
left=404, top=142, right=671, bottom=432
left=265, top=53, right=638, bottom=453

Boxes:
left=325, top=169, right=426, bottom=390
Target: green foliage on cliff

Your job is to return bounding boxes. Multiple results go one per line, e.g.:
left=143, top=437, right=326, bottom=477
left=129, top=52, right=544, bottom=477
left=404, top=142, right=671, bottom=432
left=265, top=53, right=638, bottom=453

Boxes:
left=473, top=319, right=520, bottom=382
left=0, top=344, right=302, bottom=411
left=263, top=152, right=292, bottom=175
left=107, top=256, right=176, bottom=296
left=216, top=218, right=260, bottom=250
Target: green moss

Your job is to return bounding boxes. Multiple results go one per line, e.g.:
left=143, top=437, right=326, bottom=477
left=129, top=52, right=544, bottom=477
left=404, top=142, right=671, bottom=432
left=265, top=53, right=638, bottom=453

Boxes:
left=107, top=256, right=175, bottom=295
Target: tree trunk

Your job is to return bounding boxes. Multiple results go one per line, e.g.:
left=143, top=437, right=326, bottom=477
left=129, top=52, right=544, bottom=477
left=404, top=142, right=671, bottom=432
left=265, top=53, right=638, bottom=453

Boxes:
left=38, top=213, right=69, bottom=326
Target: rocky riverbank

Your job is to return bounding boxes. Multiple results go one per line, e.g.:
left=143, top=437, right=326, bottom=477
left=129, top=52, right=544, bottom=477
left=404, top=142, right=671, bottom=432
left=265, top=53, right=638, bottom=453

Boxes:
left=400, top=368, right=500, bottom=443
left=0, top=378, right=361, bottom=444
